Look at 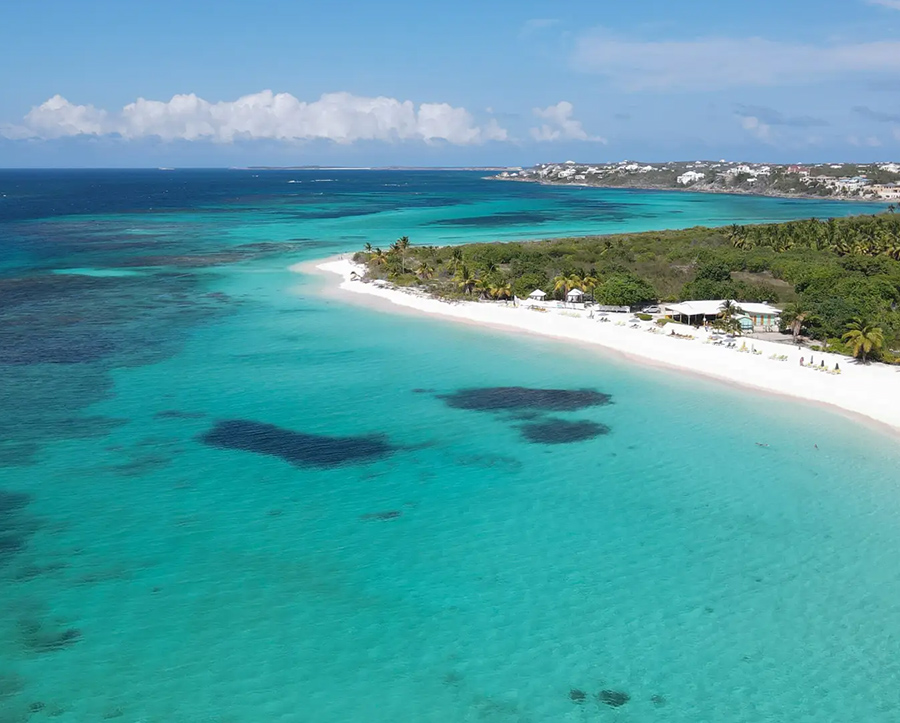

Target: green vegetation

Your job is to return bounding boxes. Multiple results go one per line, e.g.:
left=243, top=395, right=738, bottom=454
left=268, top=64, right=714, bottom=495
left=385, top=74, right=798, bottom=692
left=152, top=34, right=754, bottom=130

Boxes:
left=842, top=318, right=885, bottom=363
left=713, top=299, right=743, bottom=335
left=355, top=212, right=900, bottom=361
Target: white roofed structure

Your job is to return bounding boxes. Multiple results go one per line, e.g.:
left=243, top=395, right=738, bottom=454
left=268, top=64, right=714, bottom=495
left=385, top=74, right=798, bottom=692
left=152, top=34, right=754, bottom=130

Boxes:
left=664, top=300, right=781, bottom=331
left=566, top=288, right=585, bottom=302
left=529, top=289, right=547, bottom=299
left=665, top=300, right=780, bottom=317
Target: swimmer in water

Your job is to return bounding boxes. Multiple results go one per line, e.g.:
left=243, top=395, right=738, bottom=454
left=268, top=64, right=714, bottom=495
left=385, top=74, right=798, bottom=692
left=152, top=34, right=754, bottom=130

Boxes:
left=756, top=442, right=769, bottom=447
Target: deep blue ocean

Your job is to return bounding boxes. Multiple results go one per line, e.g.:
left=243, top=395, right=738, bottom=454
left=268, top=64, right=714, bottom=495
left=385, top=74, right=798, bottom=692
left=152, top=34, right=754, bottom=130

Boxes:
left=2, top=169, right=900, bottom=722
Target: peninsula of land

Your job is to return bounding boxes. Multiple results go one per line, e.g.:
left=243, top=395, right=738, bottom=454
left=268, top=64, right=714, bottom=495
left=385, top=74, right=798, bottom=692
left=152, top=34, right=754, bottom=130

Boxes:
left=492, top=161, right=900, bottom=201
left=300, top=211, right=900, bottom=431
left=306, top=256, right=900, bottom=434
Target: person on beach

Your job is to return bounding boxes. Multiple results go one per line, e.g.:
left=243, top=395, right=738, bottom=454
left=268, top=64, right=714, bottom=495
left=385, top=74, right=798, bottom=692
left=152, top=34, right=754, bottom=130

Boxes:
left=810, top=356, right=814, bottom=366
left=835, top=363, right=840, bottom=372
left=800, top=356, right=804, bottom=366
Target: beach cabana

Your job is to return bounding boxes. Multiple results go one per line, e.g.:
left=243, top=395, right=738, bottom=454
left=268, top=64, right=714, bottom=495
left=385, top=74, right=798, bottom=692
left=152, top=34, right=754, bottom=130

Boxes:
left=736, top=314, right=754, bottom=332
left=566, top=288, right=585, bottom=303
left=528, top=289, right=547, bottom=300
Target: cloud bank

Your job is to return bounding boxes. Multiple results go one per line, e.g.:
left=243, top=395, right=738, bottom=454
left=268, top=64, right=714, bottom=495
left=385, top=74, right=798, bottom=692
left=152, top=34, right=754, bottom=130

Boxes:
left=3, top=90, right=510, bottom=145
left=530, top=101, right=605, bottom=142
left=572, top=31, right=900, bottom=90
left=853, top=105, right=900, bottom=123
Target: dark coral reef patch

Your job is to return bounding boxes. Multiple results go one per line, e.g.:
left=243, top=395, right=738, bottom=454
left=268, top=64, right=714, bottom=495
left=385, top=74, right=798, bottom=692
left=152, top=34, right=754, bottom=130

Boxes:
left=17, top=618, right=81, bottom=654
left=200, top=420, right=395, bottom=468
left=0, top=269, right=227, bottom=464
left=437, top=387, right=611, bottom=413
left=519, top=419, right=610, bottom=444
left=598, top=690, right=630, bottom=708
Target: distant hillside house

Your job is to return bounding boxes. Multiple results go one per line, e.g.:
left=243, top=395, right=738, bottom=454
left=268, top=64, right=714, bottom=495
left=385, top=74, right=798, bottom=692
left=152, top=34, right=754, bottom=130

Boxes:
left=870, top=183, right=900, bottom=200
left=677, top=171, right=705, bottom=185
left=833, top=176, right=870, bottom=191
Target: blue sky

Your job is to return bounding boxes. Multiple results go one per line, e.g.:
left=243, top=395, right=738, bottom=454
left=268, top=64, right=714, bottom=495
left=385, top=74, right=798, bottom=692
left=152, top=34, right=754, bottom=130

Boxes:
left=2, top=0, right=900, bottom=166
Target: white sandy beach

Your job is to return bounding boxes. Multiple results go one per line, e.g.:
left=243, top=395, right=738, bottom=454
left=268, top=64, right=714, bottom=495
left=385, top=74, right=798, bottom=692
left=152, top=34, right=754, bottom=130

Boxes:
left=304, top=258, right=900, bottom=434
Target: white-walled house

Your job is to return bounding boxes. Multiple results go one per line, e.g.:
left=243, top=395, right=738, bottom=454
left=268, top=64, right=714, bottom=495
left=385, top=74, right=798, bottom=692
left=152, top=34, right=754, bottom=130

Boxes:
left=677, top=171, right=705, bottom=185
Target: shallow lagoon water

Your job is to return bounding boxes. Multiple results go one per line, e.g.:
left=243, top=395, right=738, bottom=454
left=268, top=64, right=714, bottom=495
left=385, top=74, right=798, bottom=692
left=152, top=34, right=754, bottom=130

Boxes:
left=1, top=170, right=899, bottom=721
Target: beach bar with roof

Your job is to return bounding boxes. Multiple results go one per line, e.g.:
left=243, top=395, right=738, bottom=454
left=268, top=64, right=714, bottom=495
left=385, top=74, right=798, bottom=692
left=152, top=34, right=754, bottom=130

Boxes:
left=664, top=300, right=781, bottom=331
left=566, top=288, right=585, bottom=303
left=528, top=289, right=547, bottom=300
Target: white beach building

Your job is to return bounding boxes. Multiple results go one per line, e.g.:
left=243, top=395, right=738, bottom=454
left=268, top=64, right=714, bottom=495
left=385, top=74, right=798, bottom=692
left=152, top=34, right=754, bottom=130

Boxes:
left=566, top=288, right=585, bottom=303
left=528, top=289, right=547, bottom=301
left=664, top=300, right=781, bottom=331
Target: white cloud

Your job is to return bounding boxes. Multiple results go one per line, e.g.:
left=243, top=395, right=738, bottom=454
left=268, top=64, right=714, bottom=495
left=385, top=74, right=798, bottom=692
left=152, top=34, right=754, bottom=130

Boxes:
left=739, top=115, right=774, bottom=143
left=2, top=90, right=509, bottom=145
left=529, top=101, right=605, bottom=142
left=865, top=0, right=900, bottom=9
left=571, top=31, right=900, bottom=90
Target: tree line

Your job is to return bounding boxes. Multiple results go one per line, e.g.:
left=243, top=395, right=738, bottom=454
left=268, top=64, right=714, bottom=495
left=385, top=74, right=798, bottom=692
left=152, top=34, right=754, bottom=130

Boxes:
left=355, top=210, right=900, bottom=362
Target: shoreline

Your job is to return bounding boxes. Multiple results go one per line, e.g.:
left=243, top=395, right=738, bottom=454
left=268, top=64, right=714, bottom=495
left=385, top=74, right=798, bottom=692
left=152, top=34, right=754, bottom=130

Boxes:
left=486, top=175, right=889, bottom=204
left=297, top=257, right=900, bottom=437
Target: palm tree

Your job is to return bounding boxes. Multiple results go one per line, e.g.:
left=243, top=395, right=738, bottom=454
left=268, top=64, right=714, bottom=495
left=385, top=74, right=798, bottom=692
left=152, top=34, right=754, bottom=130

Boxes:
left=715, top=317, right=743, bottom=335
left=370, top=248, right=388, bottom=266
left=448, top=248, right=464, bottom=273
left=416, top=261, right=434, bottom=280
left=842, top=318, right=884, bottom=363
left=780, top=304, right=813, bottom=343
left=552, top=274, right=571, bottom=301
left=489, top=283, right=511, bottom=300
left=388, top=236, right=411, bottom=273
left=727, top=224, right=749, bottom=249
left=581, top=274, right=599, bottom=303
left=389, top=242, right=405, bottom=273
left=713, top=300, right=743, bottom=333
left=456, top=265, right=476, bottom=295
left=719, top=300, right=741, bottom=321
left=364, top=242, right=372, bottom=253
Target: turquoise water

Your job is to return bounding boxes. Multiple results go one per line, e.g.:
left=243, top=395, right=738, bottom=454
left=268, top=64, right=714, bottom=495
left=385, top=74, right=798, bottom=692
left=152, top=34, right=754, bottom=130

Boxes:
left=2, top=170, right=899, bottom=721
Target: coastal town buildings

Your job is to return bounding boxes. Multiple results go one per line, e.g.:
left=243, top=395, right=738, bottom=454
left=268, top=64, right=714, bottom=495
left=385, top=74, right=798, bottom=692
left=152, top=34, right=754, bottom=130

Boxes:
left=869, top=183, right=900, bottom=200
left=495, top=161, right=900, bottom=199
